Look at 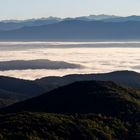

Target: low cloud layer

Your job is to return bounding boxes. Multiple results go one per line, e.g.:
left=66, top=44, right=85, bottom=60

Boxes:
left=0, top=59, right=83, bottom=71
left=131, top=65, right=140, bottom=70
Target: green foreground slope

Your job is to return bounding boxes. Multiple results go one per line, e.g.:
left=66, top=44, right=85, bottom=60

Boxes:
left=0, top=112, right=135, bottom=140
left=0, top=81, right=140, bottom=140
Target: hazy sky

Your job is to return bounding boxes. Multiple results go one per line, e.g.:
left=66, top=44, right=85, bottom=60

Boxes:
left=0, top=0, right=140, bottom=20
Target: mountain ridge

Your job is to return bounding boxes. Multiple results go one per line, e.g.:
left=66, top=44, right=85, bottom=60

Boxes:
left=0, top=71, right=140, bottom=139
left=1, top=70, right=140, bottom=108
left=1, top=80, right=140, bottom=118
left=0, top=19, right=140, bottom=41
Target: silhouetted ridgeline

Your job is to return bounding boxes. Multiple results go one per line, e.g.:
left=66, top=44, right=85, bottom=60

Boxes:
left=0, top=76, right=46, bottom=108
left=0, top=70, right=140, bottom=108
left=36, top=70, right=140, bottom=91
left=1, top=80, right=140, bottom=116
left=0, top=71, right=140, bottom=139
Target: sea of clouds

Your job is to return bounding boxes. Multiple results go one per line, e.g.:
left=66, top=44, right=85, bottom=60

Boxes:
left=0, top=41, right=140, bottom=80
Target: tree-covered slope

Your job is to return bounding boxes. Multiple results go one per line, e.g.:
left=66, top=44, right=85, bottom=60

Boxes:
left=0, top=70, right=140, bottom=109
left=0, top=76, right=46, bottom=108
left=2, top=81, right=140, bottom=118
left=0, top=112, right=135, bottom=140
left=0, top=88, right=28, bottom=108
left=0, top=81, right=140, bottom=139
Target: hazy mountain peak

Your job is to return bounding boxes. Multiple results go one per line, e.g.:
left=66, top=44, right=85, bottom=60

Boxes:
left=87, top=14, right=120, bottom=20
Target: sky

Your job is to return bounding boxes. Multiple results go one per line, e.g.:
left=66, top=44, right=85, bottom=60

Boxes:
left=0, top=0, right=140, bottom=20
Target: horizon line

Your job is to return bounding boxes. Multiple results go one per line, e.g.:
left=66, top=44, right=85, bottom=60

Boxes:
left=0, top=14, right=140, bottom=21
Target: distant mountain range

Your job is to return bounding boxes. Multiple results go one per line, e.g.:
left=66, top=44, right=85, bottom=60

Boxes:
left=0, top=17, right=62, bottom=31
left=0, top=15, right=140, bottom=40
left=0, top=70, right=140, bottom=108
left=0, top=20, right=140, bottom=41
left=1, top=15, right=140, bottom=31
left=0, top=15, right=119, bottom=31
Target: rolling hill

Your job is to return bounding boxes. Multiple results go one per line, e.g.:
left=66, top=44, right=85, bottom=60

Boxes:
left=0, top=70, right=140, bottom=108
left=0, top=76, right=45, bottom=96
left=0, top=74, right=140, bottom=139
left=0, top=80, right=140, bottom=139
left=36, top=71, right=140, bottom=93
left=1, top=80, right=140, bottom=118
left=0, top=70, right=140, bottom=109
left=0, top=76, right=46, bottom=108
left=0, top=88, right=28, bottom=108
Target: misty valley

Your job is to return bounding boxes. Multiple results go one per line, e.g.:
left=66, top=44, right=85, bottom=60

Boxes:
left=0, top=9, right=140, bottom=140
left=0, top=41, right=140, bottom=140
